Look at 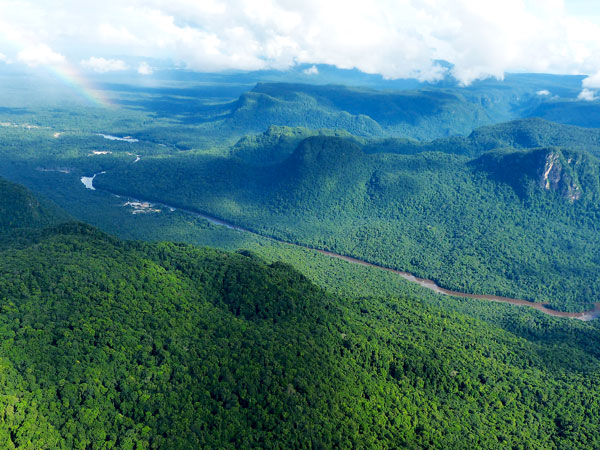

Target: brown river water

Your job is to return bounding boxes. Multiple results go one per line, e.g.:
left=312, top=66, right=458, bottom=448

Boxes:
left=85, top=175, right=600, bottom=321
left=314, top=250, right=600, bottom=321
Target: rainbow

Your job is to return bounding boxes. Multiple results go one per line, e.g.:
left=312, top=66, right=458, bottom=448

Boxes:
left=0, top=28, right=113, bottom=107
left=48, top=63, right=114, bottom=108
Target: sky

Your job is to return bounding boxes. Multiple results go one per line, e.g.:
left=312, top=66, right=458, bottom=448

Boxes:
left=1, top=0, right=600, bottom=95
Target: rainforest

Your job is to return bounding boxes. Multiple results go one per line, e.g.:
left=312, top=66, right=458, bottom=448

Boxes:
left=2, top=2, right=600, bottom=448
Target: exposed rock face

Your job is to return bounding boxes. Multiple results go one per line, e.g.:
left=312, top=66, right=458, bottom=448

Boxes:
left=538, top=151, right=582, bottom=202
left=472, top=147, right=598, bottom=203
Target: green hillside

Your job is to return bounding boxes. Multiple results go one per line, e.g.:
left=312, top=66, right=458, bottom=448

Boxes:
left=473, top=147, right=600, bottom=202
left=204, top=80, right=600, bottom=142
left=219, top=83, right=500, bottom=140
left=0, top=176, right=68, bottom=234
left=467, top=118, right=600, bottom=153
left=363, top=118, right=600, bottom=157
left=230, top=125, right=356, bottom=165
left=242, top=119, right=600, bottom=164
left=97, top=136, right=600, bottom=311
left=527, top=99, right=600, bottom=128
left=1, top=199, right=600, bottom=448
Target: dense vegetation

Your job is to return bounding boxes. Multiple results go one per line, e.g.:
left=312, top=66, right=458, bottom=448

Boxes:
left=96, top=134, right=600, bottom=311
left=1, top=82, right=599, bottom=313
left=362, top=118, right=600, bottom=157
left=2, top=70, right=600, bottom=448
left=0, top=177, right=68, bottom=233
left=230, top=125, right=356, bottom=165
left=219, top=83, right=502, bottom=140
left=1, top=188, right=600, bottom=448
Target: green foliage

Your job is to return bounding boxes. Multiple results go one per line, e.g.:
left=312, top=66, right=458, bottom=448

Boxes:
left=363, top=118, right=600, bottom=157
left=0, top=177, right=69, bottom=233
left=528, top=99, right=600, bottom=128
left=222, top=83, right=502, bottom=140
left=1, top=70, right=600, bottom=447
left=1, top=222, right=600, bottom=448
left=473, top=147, right=600, bottom=202
left=97, top=135, right=600, bottom=311
left=230, top=125, right=357, bottom=165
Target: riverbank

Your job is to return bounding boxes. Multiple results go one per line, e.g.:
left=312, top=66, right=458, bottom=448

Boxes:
left=82, top=173, right=600, bottom=321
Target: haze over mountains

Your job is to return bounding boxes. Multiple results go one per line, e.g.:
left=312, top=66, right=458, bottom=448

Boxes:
left=1, top=54, right=600, bottom=449
left=3, top=0, right=600, bottom=447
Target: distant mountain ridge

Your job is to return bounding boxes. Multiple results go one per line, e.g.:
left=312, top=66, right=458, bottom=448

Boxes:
left=363, top=118, right=600, bottom=157
left=222, top=82, right=500, bottom=140
left=207, top=77, right=600, bottom=142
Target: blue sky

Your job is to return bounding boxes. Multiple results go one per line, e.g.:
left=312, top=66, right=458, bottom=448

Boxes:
left=1, top=0, right=600, bottom=92
left=566, top=0, right=600, bottom=21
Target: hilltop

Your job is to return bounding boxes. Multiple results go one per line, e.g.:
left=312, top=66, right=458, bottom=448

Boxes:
left=2, top=179, right=600, bottom=448
left=97, top=130, right=600, bottom=311
left=473, top=147, right=600, bottom=202
left=364, top=118, right=600, bottom=157
left=221, top=83, right=498, bottom=140
left=0, top=176, right=69, bottom=234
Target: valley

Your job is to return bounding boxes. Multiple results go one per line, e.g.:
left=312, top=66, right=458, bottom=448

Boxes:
left=1, top=66, right=600, bottom=449
left=81, top=168, right=600, bottom=320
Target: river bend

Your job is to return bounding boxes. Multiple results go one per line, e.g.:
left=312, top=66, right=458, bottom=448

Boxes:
left=81, top=173, right=600, bottom=321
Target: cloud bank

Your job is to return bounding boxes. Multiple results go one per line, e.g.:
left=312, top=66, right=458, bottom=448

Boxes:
left=303, top=65, right=319, bottom=76
left=17, top=44, right=65, bottom=67
left=0, top=0, right=600, bottom=87
left=578, top=88, right=597, bottom=101
left=137, top=62, right=153, bottom=75
left=81, top=57, right=128, bottom=73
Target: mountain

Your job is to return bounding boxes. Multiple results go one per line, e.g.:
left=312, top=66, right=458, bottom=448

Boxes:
left=363, top=118, right=600, bottom=157
left=226, top=85, right=384, bottom=137
left=273, top=136, right=372, bottom=209
left=222, top=83, right=500, bottom=140
left=230, top=125, right=356, bottom=165
left=0, top=176, right=68, bottom=234
left=279, top=136, right=366, bottom=179
left=211, top=76, right=600, bottom=143
left=467, top=118, right=600, bottom=154
left=526, top=98, right=600, bottom=128
left=473, top=147, right=600, bottom=202
left=98, top=133, right=600, bottom=311
left=2, top=182, right=600, bottom=448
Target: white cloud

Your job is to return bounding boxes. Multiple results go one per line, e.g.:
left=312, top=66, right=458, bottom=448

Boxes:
left=536, top=90, right=551, bottom=96
left=1, top=0, right=600, bottom=86
left=578, top=88, right=597, bottom=101
left=17, top=44, right=65, bottom=67
left=137, top=61, right=153, bottom=75
left=303, top=65, right=318, bottom=75
left=0, top=52, right=7, bottom=63
left=583, top=70, right=600, bottom=89
left=81, top=56, right=128, bottom=73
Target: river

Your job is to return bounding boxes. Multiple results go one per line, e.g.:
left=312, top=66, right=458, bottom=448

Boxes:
left=81, top=172, right=600, bottom=321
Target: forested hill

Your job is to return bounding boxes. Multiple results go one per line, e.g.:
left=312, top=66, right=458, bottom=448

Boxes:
left=98, top=135, right=600, bottom=311
left=230, top=125, right=356, bottom=165
left=467, top=118, right=600, bottom=153
left=212, top=78, right=600, bottom=142
left=473, top=147, right=600, bottom=203
left=231, top=118, right=600, bottom=166
left=363, top=118, right=600, bottom=156
left=0, top=176, right=69, bottom=233
left=224, top=82, right=497, bottom=140
left=2, top=193, right=600, bottom=448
